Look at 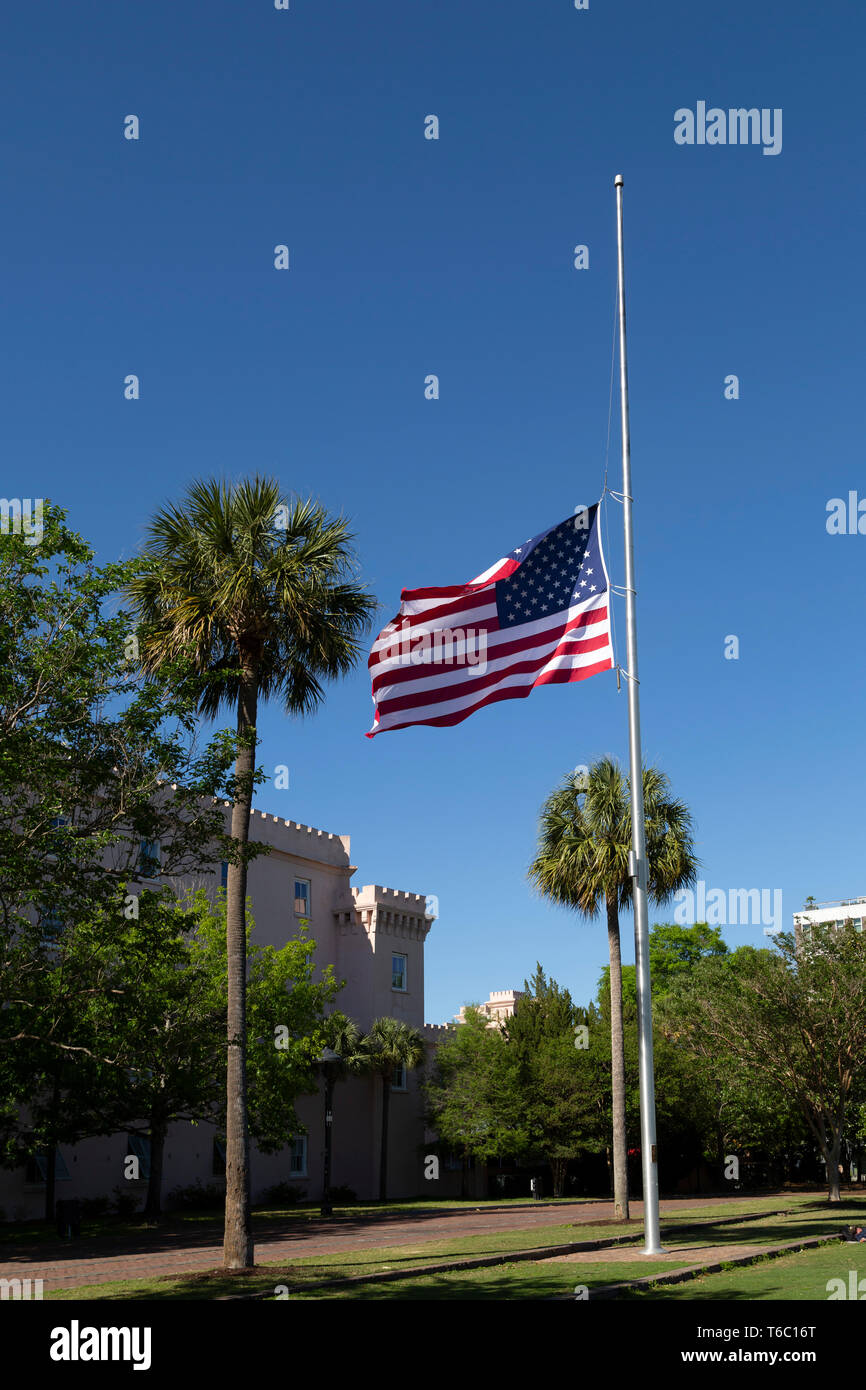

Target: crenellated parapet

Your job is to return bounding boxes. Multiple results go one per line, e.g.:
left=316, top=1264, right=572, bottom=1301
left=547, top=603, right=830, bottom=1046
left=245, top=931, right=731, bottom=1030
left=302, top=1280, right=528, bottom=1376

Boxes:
left=337, top=884, right=435, bottom=941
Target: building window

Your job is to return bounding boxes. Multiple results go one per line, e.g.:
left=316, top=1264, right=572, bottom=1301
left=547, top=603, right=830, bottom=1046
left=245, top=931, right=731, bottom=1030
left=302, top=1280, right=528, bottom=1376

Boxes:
left=139, top=839, right=161, bottom=879
left=41, top=902, right=64, bottom=940
left=220, top=861, right=228, bottom=890
left=46, top=815, right=70, bottom=862
left=294, top=879, right=310, bottom=916
left=25, top=1149, right=71, bottom=1184
left=391, top=1064, right=407, bottom=1091
left=212, top=1138, right=226, bottom=1176
left=392, top=953, right=407, bottom=991
left=289, top=1136, right=307, bottom=1176
left=127, top=1134, right=151, bottom=1181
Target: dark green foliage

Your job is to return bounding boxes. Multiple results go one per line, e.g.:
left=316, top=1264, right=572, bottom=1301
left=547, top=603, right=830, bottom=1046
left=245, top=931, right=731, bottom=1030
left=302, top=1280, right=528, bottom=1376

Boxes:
left=78, top=1196, right=111, bottom=1220
left=505, top=968, right=609, bottom=1195
left=424, top=1009, right=528, bottom=1165
left=323, top=1185, right=357, bottom=1205
left=658, top=925, right=866, bottom=1200
left=166, top=1181, right=226, bottom=1212
left=257, top=1182, right=306, bottom=1207
left=111, top=1186, right=141, bottom=1217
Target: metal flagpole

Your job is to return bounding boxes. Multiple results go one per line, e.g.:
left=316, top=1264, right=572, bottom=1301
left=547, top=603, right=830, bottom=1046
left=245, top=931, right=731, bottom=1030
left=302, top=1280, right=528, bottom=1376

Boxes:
left=614, top=173, right=665, bottom=1256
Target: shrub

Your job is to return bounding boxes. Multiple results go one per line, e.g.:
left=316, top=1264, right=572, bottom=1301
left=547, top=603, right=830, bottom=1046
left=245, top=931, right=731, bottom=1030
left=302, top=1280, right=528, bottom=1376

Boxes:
left=111, top=1186, right=140, bottom=1217
left=325, top=1185, right=357, bottom=1205
left=166, top=1180, right=225, bottom=1211
left=79, top=1196, right=111, bottom=1219
left=258, top=1182, right=307, bottom=1207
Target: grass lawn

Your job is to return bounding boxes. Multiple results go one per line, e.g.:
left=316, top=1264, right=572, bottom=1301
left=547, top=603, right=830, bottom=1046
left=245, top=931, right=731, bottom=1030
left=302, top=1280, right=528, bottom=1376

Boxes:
left=38, top=1194, right=862, bottom=1300
left=624, top=1240, right=866, bottom=1301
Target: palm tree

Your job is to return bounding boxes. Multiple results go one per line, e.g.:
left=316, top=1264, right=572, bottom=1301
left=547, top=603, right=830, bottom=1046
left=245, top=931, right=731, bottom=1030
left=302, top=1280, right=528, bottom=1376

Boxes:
left=322, top=1013, right=370, bottom=1081
left=363, top=1017, right=426, bottom=1202
left=316, top=1014, right=369, bottom=1210
left=125, top=476, right=376, bottom=1267
left=528, top=756, right=697, bottom=1221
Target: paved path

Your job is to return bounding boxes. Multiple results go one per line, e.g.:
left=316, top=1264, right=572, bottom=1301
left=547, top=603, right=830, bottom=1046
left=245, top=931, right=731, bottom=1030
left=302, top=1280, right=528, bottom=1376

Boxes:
left=543, top=1240, right=767, bottom=1265
left=0, top=1195, right=780, bottom=1292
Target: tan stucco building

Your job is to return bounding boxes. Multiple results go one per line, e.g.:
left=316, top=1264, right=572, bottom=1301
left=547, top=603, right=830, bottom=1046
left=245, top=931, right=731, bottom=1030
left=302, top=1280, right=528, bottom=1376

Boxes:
left=454, top=989, right=525, bottom=1028
left=0, top=805, right=460, bottom=1219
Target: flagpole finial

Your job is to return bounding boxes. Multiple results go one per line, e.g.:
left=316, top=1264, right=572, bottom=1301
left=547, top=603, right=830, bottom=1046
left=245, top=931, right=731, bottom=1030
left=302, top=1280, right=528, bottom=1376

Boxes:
left=614, top=173, right=624, bottom=186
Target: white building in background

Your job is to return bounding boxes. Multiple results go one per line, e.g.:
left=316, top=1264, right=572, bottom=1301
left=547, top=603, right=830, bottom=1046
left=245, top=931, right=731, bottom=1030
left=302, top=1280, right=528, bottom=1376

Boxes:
left=793, top=896, right=866, bottom=946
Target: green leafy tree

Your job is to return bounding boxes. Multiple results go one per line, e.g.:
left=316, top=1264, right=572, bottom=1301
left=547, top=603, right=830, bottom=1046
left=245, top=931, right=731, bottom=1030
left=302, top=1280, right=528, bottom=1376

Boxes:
left=502, top=966, right=608, bottom=1197
left=126, top=477, right=375, bottom=1266
left=662, top=927, right=866, bottom=1201
left=648, top=922, right=728, bottom=993
left=528, top=758, right=698, bottom=1218
left=363, top=1017, right=426, bottom=1202
left=243, top=911, right=341, bottom=1158
left=0, top=506, right=234, bottom=1218
left=0, top=505, right=232, bottom=1043
left=4, top=886, right=340, bottom=1222
left=503, top=964, right=578, bottom=1050
left=115, top=888, right=339, bottom=1218
left=598, top=924, right=801, bottom=1190
left=424, top=1008, right=528, bottom=1188
left=92, top=888, right=226, bottom=1220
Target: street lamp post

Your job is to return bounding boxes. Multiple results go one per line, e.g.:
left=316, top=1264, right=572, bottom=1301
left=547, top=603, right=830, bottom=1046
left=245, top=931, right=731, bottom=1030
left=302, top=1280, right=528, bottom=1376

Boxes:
left=316, top=1047, right=341, bottom=1217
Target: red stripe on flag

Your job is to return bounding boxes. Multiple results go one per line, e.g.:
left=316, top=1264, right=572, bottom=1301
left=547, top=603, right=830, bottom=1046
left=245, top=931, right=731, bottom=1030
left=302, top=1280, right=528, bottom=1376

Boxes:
left=365, top=656, right=614, bottom=736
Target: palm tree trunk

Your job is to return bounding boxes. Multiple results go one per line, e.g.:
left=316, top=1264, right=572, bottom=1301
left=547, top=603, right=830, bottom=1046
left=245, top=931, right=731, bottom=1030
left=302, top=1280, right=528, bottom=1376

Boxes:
left=606, top=893, right=630, bottom=1220
left=379, top=1071, right=391, bottom=1202
left=223, top=670, right=257, bottom=1268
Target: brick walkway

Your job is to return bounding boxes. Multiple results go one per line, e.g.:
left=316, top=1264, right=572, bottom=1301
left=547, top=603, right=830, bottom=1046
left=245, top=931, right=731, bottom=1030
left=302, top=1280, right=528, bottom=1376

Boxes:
left=0, top=1195, right=776, bottom=1292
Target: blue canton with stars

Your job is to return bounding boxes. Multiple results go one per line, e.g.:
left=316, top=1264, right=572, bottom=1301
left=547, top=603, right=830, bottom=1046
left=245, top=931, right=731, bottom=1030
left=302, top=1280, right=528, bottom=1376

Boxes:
left=495, top=506, right=606, bottom=628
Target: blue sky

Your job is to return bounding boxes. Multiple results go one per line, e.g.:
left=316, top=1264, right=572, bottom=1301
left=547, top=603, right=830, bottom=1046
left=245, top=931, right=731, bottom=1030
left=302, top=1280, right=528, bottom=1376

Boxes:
left=4, top=0, right=864, bottom=1024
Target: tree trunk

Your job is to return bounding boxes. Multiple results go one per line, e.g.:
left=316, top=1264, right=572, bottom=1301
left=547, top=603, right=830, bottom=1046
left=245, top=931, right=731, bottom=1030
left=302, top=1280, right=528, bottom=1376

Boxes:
left=379, top=1070, right=391, bottom=1202
left=606, top=894, right=630, bottom=1220
left=144, top=1116, right=167, bottom=1221
left=44, top=1068, right=61, bottom=1222
left=551, top=1157, right=567, bottom=1198
left=824, top=1127, right=843, bottom=1203
left=45, top=1144, right=56, bottom=1225
left=809, top=1109, right=843, bottom=1203
left=223, top=671, right=257, bottom=1269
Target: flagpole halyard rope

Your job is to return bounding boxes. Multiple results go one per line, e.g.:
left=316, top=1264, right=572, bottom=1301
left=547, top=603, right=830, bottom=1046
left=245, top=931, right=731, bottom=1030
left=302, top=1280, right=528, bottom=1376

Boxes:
left=602, top=271, right=620, bottom=674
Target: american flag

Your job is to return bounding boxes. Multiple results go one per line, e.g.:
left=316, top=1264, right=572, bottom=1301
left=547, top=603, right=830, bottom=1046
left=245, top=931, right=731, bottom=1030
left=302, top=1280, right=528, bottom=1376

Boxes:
left=366, top=505, right=614, bottom=736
